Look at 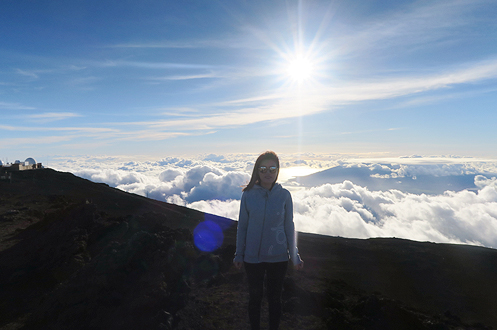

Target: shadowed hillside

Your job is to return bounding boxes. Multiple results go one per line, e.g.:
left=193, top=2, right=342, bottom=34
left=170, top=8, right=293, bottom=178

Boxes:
left=1, top=169, right=496, bottom=329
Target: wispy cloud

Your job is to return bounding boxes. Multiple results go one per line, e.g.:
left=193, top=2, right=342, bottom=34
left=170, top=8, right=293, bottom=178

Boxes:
left=112, top=130, right=193, bottom=141
left=99, top=60, right=217, bottom=70
left=2, top=0, right=494, bottom=155
left=146, top=72, right=221, bottom=81
left=58, top=141, right=113, bottom=150
left=68, top=76, right=101, bottom=86
left=120, top=96, right=325, bottom=131
left=135, top=58, right=497, bottom=132
left=0, top=135, right=74, bottom=148
left=109, top=37, right=264, bottom=50
left=0, top=124, right=118, bottom=134
left=159, top=107, right=200, bottom=117
left=110, top=40, right=217, bottom=49
left=15, top=68, right=41, bottom=79
left=0, top=102, right=36, bottom=110
left=333, top=0, right=488, bottom=59
left=5, top=55, right=495, bottom=147
left=26, top=112, right=83, bottom=123
left=322, top=59, right=497, bottom=102
left=338, top=128, right=403, bottom=136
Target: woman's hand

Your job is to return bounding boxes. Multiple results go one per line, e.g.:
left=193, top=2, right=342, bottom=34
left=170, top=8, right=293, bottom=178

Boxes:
left=234, top=261, right=243, bottom=270
left=294, top=260, right=304, bottom=270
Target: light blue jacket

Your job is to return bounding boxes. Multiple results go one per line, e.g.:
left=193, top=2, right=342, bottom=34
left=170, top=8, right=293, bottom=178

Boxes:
left=234, top=183, right=302, bottom=265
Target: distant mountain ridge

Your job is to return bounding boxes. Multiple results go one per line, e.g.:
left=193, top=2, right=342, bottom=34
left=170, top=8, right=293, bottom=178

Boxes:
left=290, top=165, right=483, bottom=194
left=1, top=168, right=496, bottom=329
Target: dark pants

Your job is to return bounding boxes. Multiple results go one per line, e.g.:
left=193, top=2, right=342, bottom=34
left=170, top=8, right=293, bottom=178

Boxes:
left=244, top=261, right=288, bottom=330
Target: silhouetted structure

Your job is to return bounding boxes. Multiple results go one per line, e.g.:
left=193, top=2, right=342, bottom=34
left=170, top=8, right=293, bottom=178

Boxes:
left=0, top=157, right=42, bottom=180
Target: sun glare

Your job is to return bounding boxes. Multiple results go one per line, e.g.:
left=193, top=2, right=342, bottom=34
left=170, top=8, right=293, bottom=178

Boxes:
left=279, top=166, right=321, bottom=183
left=286, top=55, right=314, bottom=82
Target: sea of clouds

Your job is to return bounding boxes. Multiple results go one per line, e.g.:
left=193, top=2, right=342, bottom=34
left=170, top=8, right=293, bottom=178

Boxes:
left=48, top=154, right=497, bottom=249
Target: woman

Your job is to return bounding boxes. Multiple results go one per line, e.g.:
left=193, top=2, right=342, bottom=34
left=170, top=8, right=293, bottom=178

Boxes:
left=234, top=151, right=304, bottom=330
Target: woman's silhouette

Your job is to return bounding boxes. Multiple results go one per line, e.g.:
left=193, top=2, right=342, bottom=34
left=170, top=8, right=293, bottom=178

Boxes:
left=234, top=151, right=303, bottom=330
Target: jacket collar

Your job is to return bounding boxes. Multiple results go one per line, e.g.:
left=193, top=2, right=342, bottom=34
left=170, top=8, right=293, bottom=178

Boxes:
left=254, top=182, right=281, bottom=195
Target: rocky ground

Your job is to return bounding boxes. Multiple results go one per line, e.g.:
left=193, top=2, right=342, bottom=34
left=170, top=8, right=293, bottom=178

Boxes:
left=1, top=168, right=496, bottom=329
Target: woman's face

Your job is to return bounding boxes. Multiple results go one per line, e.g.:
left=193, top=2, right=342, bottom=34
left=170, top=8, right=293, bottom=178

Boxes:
left=258, top=159, right=278, bottom=189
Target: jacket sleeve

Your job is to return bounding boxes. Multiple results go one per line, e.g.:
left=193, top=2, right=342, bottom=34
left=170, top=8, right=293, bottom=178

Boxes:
left=234, top=192, right=248, bottom=263
left=284, top=191, right=303, bottom=265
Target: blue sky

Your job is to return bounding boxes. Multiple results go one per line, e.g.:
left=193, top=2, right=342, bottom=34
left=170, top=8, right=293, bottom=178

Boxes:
left=1, top=0, right=497, bottom=160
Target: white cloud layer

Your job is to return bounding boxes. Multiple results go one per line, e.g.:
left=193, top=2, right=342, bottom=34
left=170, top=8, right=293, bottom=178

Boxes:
left=49, top=155, right=497, bottom=249
left=292, top=181, right=497, bottom=248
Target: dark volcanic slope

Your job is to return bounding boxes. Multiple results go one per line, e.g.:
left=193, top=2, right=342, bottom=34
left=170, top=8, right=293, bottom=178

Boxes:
left=0, top=168, right=204, bottom=225
left=1, top=168, right=496, bottom=329
left=0, top=169, right=233, bottom=329
left=298, top=233, right=497, bottom=328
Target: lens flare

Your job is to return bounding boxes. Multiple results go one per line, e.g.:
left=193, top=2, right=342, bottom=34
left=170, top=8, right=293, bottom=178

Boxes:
left=194, top=220, right=223, bottom=252
left=193, top=214, right=234, bottom=252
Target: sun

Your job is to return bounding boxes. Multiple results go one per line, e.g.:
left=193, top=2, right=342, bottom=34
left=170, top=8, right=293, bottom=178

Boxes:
left=286, top=55, right=314, bottom=83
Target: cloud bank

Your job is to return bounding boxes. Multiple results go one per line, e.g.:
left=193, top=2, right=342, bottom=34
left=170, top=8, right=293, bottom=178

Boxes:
left=50, top=155, right=497, bottom=249
left=292, top=181, right=497, bottom=248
